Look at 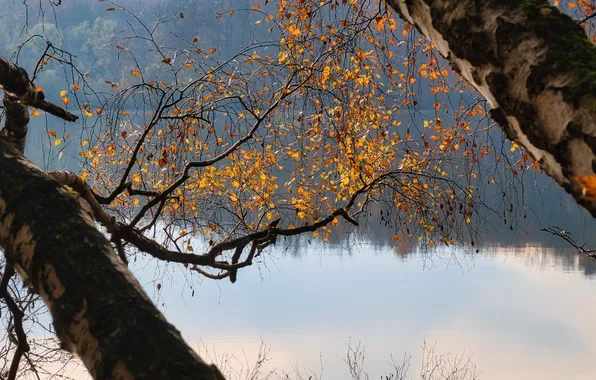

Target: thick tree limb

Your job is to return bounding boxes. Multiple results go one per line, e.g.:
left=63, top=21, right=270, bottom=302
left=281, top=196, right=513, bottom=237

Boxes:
left=0, top=56, right=78, bottom=122
left=0, top=137, right=224, bottom=379
left=385, top=0, right=596, bottom=216
left=1, top=97, right=29, bottom=154
left=47, top=170, right=116, bottom=230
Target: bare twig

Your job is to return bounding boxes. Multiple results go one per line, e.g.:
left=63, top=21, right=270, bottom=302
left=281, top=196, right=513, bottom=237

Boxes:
left=541, top=226, right=596, bottom=259
left=0, top=266, right=30, bottom=380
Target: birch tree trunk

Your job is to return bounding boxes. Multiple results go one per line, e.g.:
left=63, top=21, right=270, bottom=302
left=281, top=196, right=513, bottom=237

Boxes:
left=0, top=58, right=224, bottom=379
left=385, top=0, right=596, bottom=216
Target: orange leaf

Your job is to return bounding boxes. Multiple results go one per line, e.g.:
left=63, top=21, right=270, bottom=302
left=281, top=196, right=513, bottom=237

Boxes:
left=131, top=70, right=141, bottom=76
left=577, top=176, right=596, bottom=199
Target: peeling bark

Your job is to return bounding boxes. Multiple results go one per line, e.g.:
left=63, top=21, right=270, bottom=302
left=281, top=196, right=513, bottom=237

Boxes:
left=385, top=0, right=596, bottom=215
left=0, top=139, right=225, bottom=378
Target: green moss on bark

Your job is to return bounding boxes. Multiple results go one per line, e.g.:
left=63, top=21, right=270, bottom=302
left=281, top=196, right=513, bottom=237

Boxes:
left=519, top=0, right=596, bottom=105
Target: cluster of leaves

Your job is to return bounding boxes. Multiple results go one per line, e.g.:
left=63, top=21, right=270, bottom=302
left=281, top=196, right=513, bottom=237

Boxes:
left=16, top=0, right=557, bottom=280
left=9, top=0, right=585, bottom=284
left=50, top=0, right=491, bottom=266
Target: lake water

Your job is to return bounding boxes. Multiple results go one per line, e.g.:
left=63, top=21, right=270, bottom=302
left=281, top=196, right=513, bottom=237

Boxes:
left=28, top=235, right=596, bottom=380
left=127, top=237, right=596, bottom=380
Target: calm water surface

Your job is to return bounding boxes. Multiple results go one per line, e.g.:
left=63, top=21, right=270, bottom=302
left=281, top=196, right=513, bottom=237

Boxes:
left=130, top=241, right=596, bottom=380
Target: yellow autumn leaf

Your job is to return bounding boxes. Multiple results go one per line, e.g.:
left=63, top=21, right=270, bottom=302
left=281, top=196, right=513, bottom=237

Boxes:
left=60, top=90, right=68, bottom=97
left=278, top=51, right=288, bottom=64
left=81, top=140, right=89, bottom=146
left=31, top=109, right=40, bottom=117
left=84, top=110, right=93, bottom=117
left=54, top=139, right=62, bottom=147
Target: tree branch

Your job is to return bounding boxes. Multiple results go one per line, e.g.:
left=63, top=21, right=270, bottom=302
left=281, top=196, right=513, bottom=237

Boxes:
left=0, top=56, right=77, bottom=122
left=0, top=265, right=30, bottom=380
left=541, top=226, right=596, bottom=259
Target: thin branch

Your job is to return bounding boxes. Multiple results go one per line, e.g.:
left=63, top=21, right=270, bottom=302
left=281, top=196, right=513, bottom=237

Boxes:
left=541, top=226, right=596, bottom=259
left=579, top=13, right=596, bottom=25
left=0, top=265, right=30, bottom=380
left=127, top=71, right=307, bottom=228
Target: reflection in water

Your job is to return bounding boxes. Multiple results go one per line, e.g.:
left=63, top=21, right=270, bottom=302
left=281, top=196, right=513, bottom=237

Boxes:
left=29, top=238, right=596, bottom=380
left=127, top=240, right=595, bottom=380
